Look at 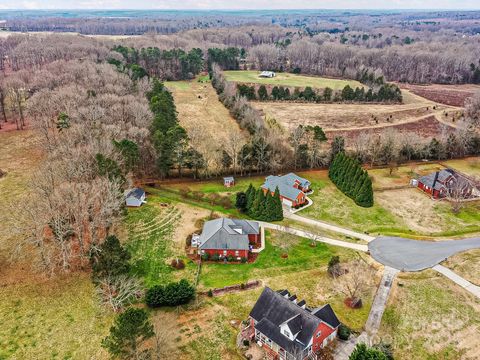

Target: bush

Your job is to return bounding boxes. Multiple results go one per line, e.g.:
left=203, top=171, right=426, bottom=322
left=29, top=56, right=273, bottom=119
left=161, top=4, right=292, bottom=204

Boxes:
left=207, top=289, right=213, bottom=297
left=337, top=324, right=351, bottom=340
left=226, top=255, right=235, bottom=262
left=145, top=279, right=195, bottom=308
left=241, top=257, right=248, bottom=263
left=212, top=253, right=220, bottom=261
left=201, top=253, right=210, bottom=261
left=185, top=234, right=192, bottom=247
left=243, top=339, right=250, bottom=346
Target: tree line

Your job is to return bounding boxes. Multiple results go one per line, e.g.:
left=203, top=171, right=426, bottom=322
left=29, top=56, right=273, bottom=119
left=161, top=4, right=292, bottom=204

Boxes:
left=329, top=153, right=374, bottom=208
left=237, top=82, right=402, bottom=103
left=236, top=184, right=284, bottom=221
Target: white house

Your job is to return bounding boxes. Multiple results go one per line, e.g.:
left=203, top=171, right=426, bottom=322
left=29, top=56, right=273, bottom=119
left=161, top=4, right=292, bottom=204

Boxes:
left=125, top=188, right=146, bottom=207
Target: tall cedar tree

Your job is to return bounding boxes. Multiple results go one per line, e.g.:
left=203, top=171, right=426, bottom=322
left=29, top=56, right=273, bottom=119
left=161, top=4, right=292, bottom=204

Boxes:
left=235, top=191, right=247, bottom=212
left=329, top=153, right=373, bottom=207
left=102, top=307, right=154, bottom=359
left=90, top=235, right=131, bottom=282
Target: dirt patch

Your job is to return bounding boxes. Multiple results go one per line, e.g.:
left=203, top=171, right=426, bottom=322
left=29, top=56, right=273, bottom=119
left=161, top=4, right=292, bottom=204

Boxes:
left=376, top=188, right=446, bottom=234
left=172, top=203, right=211, bottom=252
left=399, top=83, right=479, bottom=107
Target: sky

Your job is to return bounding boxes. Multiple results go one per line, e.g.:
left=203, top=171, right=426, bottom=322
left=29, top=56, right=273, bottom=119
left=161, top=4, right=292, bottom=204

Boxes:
left=0, top=0, right=479, bottom=10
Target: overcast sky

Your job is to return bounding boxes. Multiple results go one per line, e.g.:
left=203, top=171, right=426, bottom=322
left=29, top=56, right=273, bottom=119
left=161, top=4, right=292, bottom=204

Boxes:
left=0, top=0, right=479, bottom=10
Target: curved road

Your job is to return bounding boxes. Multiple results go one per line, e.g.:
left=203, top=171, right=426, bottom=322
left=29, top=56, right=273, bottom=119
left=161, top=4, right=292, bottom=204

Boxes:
left=369, top=236, right=480, bottom=271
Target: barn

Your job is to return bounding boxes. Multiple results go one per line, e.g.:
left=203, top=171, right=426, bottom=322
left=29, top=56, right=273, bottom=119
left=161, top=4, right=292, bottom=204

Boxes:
left=417, top=169, right=474, bottom=199
left=198, top=218, right=260, bottom=260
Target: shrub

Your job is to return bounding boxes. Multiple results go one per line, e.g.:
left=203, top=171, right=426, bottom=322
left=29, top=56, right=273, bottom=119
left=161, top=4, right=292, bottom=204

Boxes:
left=212, top=253, right=220, bottom=261
left=241, top=257, right=247, bottom=263
left=145, top=279, right=195, bottom=308
left=226, top=255, right=235, bottom=262
left=337, top=324, right=351, bottom=340
left=201, top=253, right=210, bottom=261
left=240, top=283, right=245, bottom=289
left=207, top=289, right=213, bottom=297
left=185, top=234, right=192, bottom=247
left=243, top=339, right=250, bottom=346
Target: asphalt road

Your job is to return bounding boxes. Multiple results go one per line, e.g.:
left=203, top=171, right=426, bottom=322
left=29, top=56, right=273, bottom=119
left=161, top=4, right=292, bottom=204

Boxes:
left=369, top=236, right=480, bottom=271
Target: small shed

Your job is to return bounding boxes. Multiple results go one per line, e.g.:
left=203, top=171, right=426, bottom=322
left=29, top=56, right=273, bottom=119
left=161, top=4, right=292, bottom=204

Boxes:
left=224, top=176, right=235, bottom=188
left=259, top=71, right=276, bottom=78
left=125, top=188, right=146, bottom=207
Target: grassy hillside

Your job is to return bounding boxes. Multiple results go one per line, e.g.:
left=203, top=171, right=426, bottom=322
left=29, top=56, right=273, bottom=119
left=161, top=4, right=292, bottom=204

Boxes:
left=223, top=70, right=364, bottom=90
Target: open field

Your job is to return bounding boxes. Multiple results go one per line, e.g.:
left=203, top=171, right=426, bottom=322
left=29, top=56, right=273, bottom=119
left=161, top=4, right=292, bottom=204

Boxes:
left=252, top=89, right=453, bottom=136
left=167, top=76, right=248, bottom=170
left=0, top=130, right=113, bottom=360
left=399, top=83, right=480, bottom=107
left=380, top=270, right=480, bottom=360
left=223, top=70, right=364, bottom=90
left=443, top=249, right=480, bottom=286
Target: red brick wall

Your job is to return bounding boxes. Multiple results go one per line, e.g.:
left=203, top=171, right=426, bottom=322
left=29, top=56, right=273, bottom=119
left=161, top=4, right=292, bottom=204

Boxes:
left=202, top=249, right=248, bottom=258
left=312, top=323, right=336, bottom=353
left=248, top=233, right=260, bottom=245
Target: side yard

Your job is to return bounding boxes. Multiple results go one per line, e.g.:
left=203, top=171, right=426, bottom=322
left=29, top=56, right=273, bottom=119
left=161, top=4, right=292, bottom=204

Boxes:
left=379, top=270, right=480, bottom=359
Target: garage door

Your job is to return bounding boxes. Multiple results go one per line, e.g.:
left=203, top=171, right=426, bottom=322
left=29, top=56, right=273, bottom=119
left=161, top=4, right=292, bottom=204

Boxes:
left=282, top=198, right=293, bottom=207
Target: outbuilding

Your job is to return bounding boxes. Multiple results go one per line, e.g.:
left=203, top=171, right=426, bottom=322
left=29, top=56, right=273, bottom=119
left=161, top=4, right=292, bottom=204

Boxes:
left=224, top=176, right=235, bottom=187
left=124, top=188, right=146, bottom=207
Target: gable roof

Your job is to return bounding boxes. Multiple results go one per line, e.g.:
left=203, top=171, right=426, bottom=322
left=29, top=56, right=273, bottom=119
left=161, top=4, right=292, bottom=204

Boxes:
left=125, top=188, right=145, bottom=200
left=419, top=169, right=455, bottom=190
left=249, top=287, right=340, bottom=354
left=198, top=218, right=259, bottom=250
left=262, top=174, right=306, bottom=201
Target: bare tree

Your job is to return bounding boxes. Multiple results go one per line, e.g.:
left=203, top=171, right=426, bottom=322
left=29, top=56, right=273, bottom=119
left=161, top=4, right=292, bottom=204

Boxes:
left=333, top=260, right=375, bottom=308
left=447, top=176, right=472, bottom=214
left=465, top=90, right=480, bottom=130
left=96, top=275, right=144, bottom=312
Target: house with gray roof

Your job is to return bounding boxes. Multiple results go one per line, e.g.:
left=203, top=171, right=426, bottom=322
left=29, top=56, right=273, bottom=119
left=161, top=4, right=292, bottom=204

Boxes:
left=417, top=168, right=475, bottom=199
left=262, top=173, right=311, bottom=208
left=124, top=188, right=146, bottom=207
left=247, top=287, right=340, bottom=359
left=198, top=218, right=260, bottom=260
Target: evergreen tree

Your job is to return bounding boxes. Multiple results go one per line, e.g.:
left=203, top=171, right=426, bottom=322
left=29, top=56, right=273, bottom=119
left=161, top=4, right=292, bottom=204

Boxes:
left=246, top=184, right=255, bottom=212
left=273, top=187, right=284, bottom=221
left=258, top=85, right=268, bottom=100
left=90, top=235, right=131, bottom=282
left=235, top=191, right=247, bottom=212
left=102, top=308, right=154, bottom=359
left=264, top=191, right=275, bottom=221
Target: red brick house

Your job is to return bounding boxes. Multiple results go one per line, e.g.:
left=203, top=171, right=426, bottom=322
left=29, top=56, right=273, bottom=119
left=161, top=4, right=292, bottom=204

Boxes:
left=198, top=218, right=260, bottom=259
left=417, top=169, right=475, bottom=199
left=261, top=173, right=311, bottom=208
left=247, top=287, right=340, bottom=359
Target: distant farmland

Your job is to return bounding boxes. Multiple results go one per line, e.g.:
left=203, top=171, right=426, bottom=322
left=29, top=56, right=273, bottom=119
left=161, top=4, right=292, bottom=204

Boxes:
left=223, top=70, right=364, bottom=90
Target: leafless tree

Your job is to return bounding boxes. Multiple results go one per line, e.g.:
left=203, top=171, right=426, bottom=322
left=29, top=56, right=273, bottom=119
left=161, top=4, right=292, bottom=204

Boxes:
left=333, top=260, right=375, bottom=308
left=447, top=176, right=472, bottom=214
left=96, top=275, right=144, bottom=312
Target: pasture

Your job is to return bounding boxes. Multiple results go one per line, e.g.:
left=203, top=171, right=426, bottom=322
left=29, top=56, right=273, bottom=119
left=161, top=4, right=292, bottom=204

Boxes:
left=252, top=89, right=452, bottom=134
left=223, top=70, right=364, bottom=90
left=380, top=270, right=480, bottom=359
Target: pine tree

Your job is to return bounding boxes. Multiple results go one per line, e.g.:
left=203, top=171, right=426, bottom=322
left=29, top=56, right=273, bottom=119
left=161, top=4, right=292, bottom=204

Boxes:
left=273, top=187, right=284, bottom=221
left=246, top=184, right=255, bottom=213
left=264, top=191, right=275, bottom=221
left=251, top=188, right=266, bottom=220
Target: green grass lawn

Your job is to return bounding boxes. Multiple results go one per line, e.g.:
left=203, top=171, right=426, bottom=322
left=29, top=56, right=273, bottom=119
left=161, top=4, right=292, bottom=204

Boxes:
left=380, top=271, right=480, bottom=360
left=125, top=196, right=197, bottom=287
left=0, top=274, right=113, bottom=360
left=223, top=70, right=364, bottom=90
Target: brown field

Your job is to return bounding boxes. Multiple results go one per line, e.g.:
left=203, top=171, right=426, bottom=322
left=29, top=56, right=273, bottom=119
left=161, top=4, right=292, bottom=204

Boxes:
left=252, top=89, right=455, bottom=138
left=399, top=83, right=480, bottom=107
left=168, top=77, right=249, bottom=169
left=443, top=249, right=480, bottom=286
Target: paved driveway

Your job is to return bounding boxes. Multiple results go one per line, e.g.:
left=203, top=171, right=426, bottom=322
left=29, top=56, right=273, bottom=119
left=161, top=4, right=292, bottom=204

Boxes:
left=369, top=236, right=480, bottom=271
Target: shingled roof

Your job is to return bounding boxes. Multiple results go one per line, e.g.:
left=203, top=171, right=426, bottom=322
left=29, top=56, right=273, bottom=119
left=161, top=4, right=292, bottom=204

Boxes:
left=262, top=173, right=310, bottom=201
left=198, top=218, right=259, bottom=250
left=249, top=287, right=340, bottom=354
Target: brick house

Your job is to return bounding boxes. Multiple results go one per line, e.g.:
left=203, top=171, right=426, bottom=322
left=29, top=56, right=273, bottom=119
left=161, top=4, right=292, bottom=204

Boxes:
left=417, top=169, right=475, bottom=199
left=198, top=218, right=260, bottom=259
left=261, top=173, right=311, bottom=208
left=247, top=287, right=340, bottom=360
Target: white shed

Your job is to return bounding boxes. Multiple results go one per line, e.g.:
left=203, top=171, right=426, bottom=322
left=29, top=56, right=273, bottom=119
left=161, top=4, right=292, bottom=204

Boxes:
left=259, top=71, right=276, bottom=78
left=125, top=188, right=146, bottom=207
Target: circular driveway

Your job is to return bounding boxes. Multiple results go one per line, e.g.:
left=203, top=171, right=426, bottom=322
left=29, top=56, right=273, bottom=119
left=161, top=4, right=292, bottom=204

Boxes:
left=369, top=236, right=480, bottom=271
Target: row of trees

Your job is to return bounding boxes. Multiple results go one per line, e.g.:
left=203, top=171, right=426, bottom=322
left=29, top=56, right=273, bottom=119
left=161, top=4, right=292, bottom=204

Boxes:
left=329, top=153, right=374, bottom=207
left=236, top=184, right=284, bottom=221
left=237, top=82, right=402, bottom=103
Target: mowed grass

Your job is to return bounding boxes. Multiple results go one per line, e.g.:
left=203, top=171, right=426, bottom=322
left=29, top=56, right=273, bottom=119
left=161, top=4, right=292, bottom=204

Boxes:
left=0, top=273, right=113, bottom=360
left=223, top=70, right=364, bottom=90
left=125, top=196, right=197, bottom=287
left=380, top=271, right=480, bottom=360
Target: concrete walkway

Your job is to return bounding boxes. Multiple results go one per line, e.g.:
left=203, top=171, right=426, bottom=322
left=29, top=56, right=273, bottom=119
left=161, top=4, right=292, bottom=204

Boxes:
left=285, top=212, right=375, bottom=242
left=369, top=236, right=480, bottom=271
left=259, top=222, right=369, bottom=252
left=433, top=265, right=480, bottom=298
left=365, top=266, right=399, bottom=334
